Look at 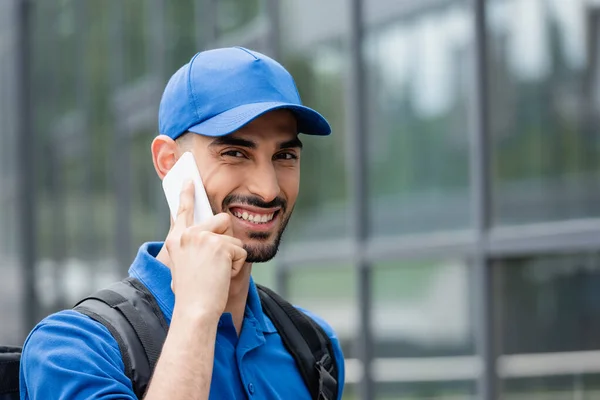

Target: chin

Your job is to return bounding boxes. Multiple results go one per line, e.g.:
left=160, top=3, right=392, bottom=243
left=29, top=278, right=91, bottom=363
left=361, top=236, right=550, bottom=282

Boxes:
left=242, top=236, right=281, bottom=263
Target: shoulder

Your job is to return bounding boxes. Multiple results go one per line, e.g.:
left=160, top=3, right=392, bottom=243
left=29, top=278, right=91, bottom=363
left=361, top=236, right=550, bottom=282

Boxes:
left=20, top=310, right=136, bottom=400
left=296, top=306, right=346, bottom=400
left=296, top=306, right=339, bottom=341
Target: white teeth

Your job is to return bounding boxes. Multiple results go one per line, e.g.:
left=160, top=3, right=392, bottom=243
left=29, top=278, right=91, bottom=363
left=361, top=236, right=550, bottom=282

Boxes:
left=232, top=210, right=276, bottom=224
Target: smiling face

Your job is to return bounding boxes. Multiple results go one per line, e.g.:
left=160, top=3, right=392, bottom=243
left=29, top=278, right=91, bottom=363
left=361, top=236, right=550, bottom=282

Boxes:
left=153, top=109, right=301, bottom=263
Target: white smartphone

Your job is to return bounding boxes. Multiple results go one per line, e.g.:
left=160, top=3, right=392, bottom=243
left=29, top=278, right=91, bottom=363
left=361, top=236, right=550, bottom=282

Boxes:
left=162, top=151, right=213, bottom=225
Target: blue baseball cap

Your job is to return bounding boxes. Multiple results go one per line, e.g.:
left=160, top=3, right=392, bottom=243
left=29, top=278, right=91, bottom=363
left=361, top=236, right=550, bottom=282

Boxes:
left=158, top=47, right=331, bottom=139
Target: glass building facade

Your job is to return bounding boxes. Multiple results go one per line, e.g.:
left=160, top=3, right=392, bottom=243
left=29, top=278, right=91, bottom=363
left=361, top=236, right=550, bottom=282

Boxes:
left=1, top=0, right=600, bottom=399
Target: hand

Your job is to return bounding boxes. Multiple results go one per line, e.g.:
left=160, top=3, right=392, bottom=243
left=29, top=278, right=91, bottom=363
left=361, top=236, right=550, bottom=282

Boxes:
left=164, top=181, right=247, bottom=321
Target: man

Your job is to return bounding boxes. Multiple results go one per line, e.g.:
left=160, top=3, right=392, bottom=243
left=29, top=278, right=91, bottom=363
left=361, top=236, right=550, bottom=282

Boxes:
left=19, top=47, right=345, bottom=399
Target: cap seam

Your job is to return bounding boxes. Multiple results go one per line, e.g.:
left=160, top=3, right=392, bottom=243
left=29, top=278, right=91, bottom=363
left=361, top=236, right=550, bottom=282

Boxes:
left=187, top=52, right=202, bottom=123
left=235, top=46, right=259, bottom=60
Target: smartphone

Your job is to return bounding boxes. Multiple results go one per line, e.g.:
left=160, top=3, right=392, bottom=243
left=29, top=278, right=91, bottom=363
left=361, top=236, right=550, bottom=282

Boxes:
left=162, top=151, right=213, bottom=225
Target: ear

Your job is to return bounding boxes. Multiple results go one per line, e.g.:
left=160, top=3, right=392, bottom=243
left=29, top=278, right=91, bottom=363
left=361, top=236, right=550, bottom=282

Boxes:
left=151, top=135, right=179, bottom=180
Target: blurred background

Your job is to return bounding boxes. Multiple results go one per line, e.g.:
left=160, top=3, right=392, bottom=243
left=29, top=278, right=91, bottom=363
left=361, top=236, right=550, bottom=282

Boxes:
left=1, top=0, right=600, bottom=399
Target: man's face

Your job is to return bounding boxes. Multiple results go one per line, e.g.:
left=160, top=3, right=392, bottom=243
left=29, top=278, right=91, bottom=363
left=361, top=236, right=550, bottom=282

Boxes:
left=187, top=110, right=301, bottom=262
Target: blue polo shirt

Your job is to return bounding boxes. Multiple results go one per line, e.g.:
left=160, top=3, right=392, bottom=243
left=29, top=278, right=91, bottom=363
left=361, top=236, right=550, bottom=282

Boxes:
left=20, top=242, right=345, bottom=399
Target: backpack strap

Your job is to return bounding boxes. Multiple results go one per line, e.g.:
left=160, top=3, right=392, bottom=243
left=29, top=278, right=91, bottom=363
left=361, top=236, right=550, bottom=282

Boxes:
left=256, top=284, right=339, bottom=400
left=73, top=277, right=168, bottom=398
left=0, top=346, right=22, bottom=397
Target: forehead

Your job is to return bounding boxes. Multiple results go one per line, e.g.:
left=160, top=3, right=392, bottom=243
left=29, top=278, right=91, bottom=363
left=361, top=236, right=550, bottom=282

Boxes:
left=232, top=109, right=298, bottom=140
left=189, top=109, right=299, bottom=149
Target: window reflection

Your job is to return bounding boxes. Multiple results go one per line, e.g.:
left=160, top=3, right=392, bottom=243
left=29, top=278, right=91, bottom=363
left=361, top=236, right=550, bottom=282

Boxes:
left=376, top=381, right=476, bottom=400
left=0, top=0, right=22, bottom=345
left=502, top=374, right=600, bottom=400
left=488, top=0, right=600, bottom=225
left=122, top=0, right=150, bottom=83
left=131, top=132, right=167, bottom=246
left=372, top=260, right=474, bottom=359
left=216, top=0, right=262, bottom=37
left=287, top=264, right=357, bottom=359
left=165, top=0, right=197, bottom=73
left=280, top=0, right=351, bottom=242
left=365, top=3, right=474, bottom=236
left=496, top=252, right=600, bottom=354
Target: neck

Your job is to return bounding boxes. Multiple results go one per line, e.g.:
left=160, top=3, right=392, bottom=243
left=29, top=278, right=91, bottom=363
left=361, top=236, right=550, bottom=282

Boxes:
left=156, top=245, right=253, bottom=335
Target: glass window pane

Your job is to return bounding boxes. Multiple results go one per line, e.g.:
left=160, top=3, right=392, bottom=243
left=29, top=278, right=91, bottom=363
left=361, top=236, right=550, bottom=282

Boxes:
left=88, top=1, right=117, bottom=274
left=287, top=264, right=357, bottom=359
left=487, top=0, right=600, bottom=225
left=87, top=2, right=120, bottom=291
left=377, top=381, right=476, bottom=400
left=31, top=1, right=120, bottom=318
left=502, top=375, right=600, bottom=400
left=123, top=0, right=150, bottom=83
left=216, top=0, right=263, bottom=37
left=280, top=0, right=351, bottom=243
left=365, top=1, right=474, bottom=236
left=373, top=259, right=475, bottom=358
left=214, top=0, right=269, bottom=53
left=372, top=259, right=476, bottom=399
left=495, top=252, right=600, bottom=354
left=165, top=0, right=198, bottom=73
left=130, top=131, right=168, bottom=247
left=0, top=0, right=22, bottom=345
left=496, top=253, right=600, bottom=399
left=54, top=0, right=78, bottom=114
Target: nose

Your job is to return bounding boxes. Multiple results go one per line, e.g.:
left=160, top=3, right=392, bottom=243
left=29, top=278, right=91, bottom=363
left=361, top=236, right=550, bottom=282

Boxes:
left=246, top=162, right=281, bottom=204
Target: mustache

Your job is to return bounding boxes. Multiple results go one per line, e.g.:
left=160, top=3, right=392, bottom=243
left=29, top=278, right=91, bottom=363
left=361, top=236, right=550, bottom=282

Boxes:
left=222, top=194, right=287, bottom=211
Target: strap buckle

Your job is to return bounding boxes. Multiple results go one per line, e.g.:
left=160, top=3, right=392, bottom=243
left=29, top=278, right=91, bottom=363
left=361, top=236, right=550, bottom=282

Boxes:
left=316, top=354, right=336, bottom=400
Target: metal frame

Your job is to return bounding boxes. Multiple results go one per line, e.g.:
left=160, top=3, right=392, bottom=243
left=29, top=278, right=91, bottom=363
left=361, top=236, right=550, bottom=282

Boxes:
left=74, top=0, right=95, bottom=269
left=470, top=0, right=497, bottom=398
left=348, top=0, right=374, bottom=398
left=15, top=0, right=37, bottom=334
left=110, top=1, right=132, bottom=272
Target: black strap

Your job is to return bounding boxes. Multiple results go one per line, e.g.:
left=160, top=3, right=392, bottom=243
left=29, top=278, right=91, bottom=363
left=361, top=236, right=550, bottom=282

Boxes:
left=74, top=278, right=169, bottom=398
left=0, top=346, right=21, bottom=395
left=91, top=289, right=166, bottom=369
left=257, top=284, right=338, bottom=400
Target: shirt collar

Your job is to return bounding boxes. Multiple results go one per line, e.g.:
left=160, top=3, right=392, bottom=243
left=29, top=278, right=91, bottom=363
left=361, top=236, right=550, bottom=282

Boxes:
left=128, top=242, right=277, bottom=333
left=246, top=277, right=277, bottom=334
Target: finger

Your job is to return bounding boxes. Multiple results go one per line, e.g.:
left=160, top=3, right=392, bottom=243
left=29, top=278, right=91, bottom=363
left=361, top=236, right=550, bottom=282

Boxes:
left=231, top=243, right=247, bottom=263
left=213, top=213, right=234, bottom=236
left=194, top=213, right=233, bottom=235
left=186, top=228, right=243, bottom=248
left=173, top=180, right=195, bottom=234
left=230, top=243, right=247, bottom=277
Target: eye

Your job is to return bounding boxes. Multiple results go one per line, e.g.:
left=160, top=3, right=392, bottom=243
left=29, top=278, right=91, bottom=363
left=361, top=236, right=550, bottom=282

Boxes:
left=275, top=152, right=298, bottom=160
left=222, top=150, right=246, bottom=158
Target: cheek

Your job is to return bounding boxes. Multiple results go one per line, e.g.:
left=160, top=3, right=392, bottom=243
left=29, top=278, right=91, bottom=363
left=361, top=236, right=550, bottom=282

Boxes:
left=204, top=168, right=245, bottom=211
left=277, top=167, right=300, bottom=205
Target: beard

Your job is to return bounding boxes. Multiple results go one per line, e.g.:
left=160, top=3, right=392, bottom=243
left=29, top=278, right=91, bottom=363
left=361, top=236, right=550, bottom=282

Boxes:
left=216, top=193, right=293, bottom=263
left=243, top=209, right=292, bottom=262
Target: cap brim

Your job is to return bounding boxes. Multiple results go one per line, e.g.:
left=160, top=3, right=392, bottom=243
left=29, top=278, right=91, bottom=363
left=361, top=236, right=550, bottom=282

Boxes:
left=187, top=101, right=331, bottom=137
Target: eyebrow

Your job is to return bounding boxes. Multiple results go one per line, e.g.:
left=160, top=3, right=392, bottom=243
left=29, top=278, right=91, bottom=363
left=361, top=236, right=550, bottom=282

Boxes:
left=279, top=137, right=303, bottom=150
left=210, top=136, right=256, bottom=149
left=209, top=136, right=303, bottom=150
